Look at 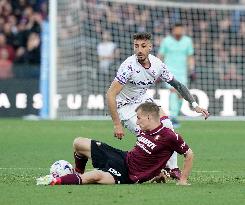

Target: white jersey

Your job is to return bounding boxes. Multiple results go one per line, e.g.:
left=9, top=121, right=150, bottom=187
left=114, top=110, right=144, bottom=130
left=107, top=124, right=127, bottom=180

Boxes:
left=115, top=54, right=173, bottom=108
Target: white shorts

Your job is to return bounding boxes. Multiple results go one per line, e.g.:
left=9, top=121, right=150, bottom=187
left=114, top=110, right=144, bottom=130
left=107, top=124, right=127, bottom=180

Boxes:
left=120, top=111, right=139, bottom=135
left=118, top=97, right=155, bottom=135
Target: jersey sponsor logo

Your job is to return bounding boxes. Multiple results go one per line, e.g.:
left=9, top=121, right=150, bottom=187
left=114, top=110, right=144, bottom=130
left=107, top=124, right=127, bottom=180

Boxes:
left=137, top=136, right=157, bottom=150
left=108, top=168, right=121, bottom=177
left=136, top=136, right=157, bottom=154
left=130, top=80, right=154, bottom=86
left=136, top=141, right=152, bottom=154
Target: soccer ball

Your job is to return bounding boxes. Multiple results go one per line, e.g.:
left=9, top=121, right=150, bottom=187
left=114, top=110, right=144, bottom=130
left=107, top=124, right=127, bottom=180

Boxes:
left=50, top=160, right=74, bottom=178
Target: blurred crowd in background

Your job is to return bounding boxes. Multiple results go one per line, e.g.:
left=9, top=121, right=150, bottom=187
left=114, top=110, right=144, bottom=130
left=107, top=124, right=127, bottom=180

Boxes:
left=78, top=0, right=245, bottom=84
left=87, top=0, right=245, bottom=4
left=1, top=0, right=245, bottom=83
left=0, top=0, right=47, bottom=80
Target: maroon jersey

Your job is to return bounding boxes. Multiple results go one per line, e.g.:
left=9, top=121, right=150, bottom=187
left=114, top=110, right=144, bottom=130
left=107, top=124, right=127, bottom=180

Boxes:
left=126, top=124, right=190, bottom=183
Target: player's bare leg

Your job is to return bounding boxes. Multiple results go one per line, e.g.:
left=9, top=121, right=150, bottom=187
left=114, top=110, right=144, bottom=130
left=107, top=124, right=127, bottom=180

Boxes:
left=73, top=137, right=92, bottom=158
left=41, top=137, right=92, bottom=185
left=73, top=137, right=91, bottom=173
left=80, top=170, right=115, bottom=184
left=49, top=169, right=115, bottom=185
left=159, top=108, right=180, bottom=179
left=169, top=88, right=182, bottom=128
left=38, top=138, right=115, bottom=186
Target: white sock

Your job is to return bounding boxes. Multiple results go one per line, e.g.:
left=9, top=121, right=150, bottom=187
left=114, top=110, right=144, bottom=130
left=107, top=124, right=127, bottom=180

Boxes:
left=160, top=117, right=178, bottom=169
left=166, top=151, right=178, bottom=169
left=160, top=116, right=174, bottom=130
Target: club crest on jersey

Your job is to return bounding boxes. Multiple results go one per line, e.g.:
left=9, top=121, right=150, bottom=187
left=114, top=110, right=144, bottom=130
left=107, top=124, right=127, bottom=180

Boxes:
left=154, top=135, right=160, bottom=140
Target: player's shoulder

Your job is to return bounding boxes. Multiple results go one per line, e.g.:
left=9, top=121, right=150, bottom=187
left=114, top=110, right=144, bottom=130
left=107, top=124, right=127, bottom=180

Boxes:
left=123, top=54, right=137, bottom=64
left=149, top=54, right=163, bottom=65
left=149, top=54, right=169, bottom=71
left=160, top=127, right=179, bottom=140
left=119, top=55, right=137, bottom=69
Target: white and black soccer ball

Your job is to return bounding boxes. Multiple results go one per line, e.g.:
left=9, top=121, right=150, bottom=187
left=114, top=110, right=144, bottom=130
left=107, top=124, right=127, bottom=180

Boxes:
left=50, top=160, right=74, bottom=178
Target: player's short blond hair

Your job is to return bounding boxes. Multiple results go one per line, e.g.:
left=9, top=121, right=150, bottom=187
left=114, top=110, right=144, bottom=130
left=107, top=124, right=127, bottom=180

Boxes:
left=135, top=102, right=160, bottom=119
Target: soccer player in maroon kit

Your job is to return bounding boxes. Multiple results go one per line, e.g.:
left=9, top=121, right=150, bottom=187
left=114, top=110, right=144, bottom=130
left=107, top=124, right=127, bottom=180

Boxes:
left=47, top=102, right=193, bottom=186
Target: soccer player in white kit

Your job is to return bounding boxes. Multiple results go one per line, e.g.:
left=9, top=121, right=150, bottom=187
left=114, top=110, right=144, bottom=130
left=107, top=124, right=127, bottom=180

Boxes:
left=106, top=32, right=209, bottom=179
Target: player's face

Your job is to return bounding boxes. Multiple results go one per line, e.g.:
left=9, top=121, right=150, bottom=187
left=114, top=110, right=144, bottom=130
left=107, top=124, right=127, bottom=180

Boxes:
left=172, top=26, right=184, bottom=40
left=136, top=110, right=151, bottom=131
left=134, top=39, right=152, bottom=62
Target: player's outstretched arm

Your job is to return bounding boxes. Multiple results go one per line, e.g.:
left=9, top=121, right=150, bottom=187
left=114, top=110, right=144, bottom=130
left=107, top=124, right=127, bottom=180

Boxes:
left=106, top=80, right=125, bottom=139
left=168, top=78, right=209, bottom=119
left=177, top=149, right=194, bottom=186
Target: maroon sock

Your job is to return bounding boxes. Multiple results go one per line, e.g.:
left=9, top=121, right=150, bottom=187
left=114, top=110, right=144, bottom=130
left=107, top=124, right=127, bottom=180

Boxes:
left=57, top=174, right=82, bottom=185
left=74, top=152, right=88, bottom=174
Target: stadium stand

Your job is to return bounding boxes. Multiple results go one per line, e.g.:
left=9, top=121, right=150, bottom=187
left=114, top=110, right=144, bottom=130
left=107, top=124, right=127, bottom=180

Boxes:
left=0, top=0, right=47, bottom=79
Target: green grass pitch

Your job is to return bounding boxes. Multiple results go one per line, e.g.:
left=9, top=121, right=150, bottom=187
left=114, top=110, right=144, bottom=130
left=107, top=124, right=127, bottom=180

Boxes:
left=0, top=119, right=244, bottom=205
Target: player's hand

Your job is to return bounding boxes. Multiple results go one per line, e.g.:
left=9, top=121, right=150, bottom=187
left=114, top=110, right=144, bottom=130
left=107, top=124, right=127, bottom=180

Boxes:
left=194, top=106, right=210, bottom=120
left=114, top=124, right=124, bottom=140
left=150, top=170, right=169, bottom=183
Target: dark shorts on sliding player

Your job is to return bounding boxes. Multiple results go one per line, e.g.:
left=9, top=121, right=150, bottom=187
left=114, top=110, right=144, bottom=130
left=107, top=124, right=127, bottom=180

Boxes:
left=90, top=140, right=133, bottom=184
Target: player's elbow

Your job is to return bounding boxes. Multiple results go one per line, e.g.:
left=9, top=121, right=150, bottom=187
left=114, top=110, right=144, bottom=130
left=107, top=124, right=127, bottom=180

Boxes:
left=106, top=87, right=117, bottom=102
left=106, top=88, right=112, bottom=99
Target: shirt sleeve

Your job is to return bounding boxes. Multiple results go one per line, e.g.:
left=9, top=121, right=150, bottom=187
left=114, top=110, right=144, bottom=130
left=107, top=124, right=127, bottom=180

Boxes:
left=187, top=38, right=194, bottom=56
left=115, top=61, right=133, bottom=85
left=159, top=63, right=174, bottom=82
left=169, top=131, right=190, bottom=155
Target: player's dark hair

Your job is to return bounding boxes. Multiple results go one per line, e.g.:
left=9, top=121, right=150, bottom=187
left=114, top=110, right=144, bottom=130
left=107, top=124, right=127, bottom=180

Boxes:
left=133, top=32, right=152, bottom=41
left=135, top=102, right=160, bottom=118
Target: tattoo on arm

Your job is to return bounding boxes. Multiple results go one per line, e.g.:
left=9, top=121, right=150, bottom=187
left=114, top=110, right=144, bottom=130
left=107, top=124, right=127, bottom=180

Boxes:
left=168, top=78, right=195, bottom=104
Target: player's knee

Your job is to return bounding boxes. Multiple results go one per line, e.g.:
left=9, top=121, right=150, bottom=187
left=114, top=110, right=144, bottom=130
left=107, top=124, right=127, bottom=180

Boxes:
left=73, top=137, right=86, bottom=151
